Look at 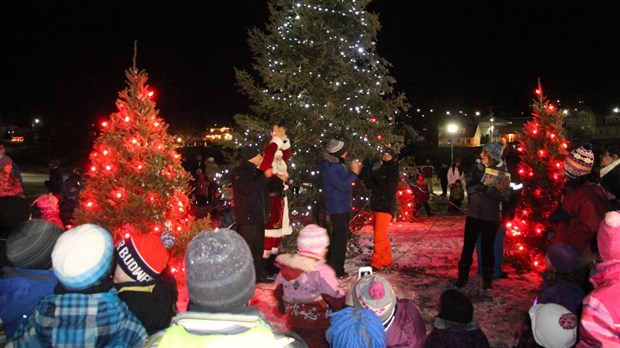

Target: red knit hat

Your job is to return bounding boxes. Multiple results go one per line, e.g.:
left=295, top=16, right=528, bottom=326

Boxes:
left=115, top=233, right=170, bottom=283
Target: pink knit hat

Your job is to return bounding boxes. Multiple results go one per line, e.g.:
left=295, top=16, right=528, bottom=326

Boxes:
left=297, top=224, right=330, bottom=260
left=598, top=211, right=620, bottom=261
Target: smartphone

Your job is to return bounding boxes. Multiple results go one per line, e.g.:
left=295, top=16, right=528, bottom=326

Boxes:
left=358, top=266, right=373, bottom=279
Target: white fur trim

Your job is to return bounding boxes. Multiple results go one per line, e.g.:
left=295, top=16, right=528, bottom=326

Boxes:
left=265, top=228, right=284, bottom=238
left=605, top=211, right=620, bottom=228
left=270, top=136, right=288, bottom=150
left=275, top=253, right=320, bottom=272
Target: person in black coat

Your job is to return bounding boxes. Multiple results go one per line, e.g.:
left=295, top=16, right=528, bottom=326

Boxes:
left=438, top=163, right=449, bottom=196
left=361, top=147, right=400, bottom=271
left=599, top=141, right=620, bottom=210
left=230, top=145, right=273, bottom=282
left=44, top=159, right=63, bottom=197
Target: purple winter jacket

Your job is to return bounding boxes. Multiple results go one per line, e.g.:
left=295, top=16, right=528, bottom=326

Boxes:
left=385, top=299, right=427, bottom=348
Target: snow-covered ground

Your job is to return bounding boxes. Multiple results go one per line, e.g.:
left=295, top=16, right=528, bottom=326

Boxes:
left=177, top=212, right=541, bottom=348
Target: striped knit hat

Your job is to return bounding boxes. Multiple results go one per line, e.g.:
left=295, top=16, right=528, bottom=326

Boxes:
left=52, top=224, right=114, bottom=290
left=325, top=139, right=347, bottom=158
left=297, top=224, right=330, bottom=260
left=564, top=143, right=594, bottom=178
left=6, top=219, right=63, bottom=269
left=115, top=233, right=170, bottom=284
left=350, top=274, right=397, bottom=324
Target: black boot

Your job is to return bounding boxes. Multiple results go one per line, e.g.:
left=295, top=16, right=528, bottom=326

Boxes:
left=264, top=254, right=279, bottom=278
left=483, top=267, right=494, bottom=290
left=455, top=264, right=470, bottom=288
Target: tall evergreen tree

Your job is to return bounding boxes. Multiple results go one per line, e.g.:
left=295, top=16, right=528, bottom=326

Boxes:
left=74, top=62, right=193, bottom=246
left=505, top=81, right=569, bottom=270
left=234, top=0, right=409, bottom=219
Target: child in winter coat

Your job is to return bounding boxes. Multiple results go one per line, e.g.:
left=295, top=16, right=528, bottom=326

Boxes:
left=425, top=289, right=490, bottom=348
left=448, top=179, right=465, bottom=212
left=347, top=274, right=427, bottom=348
left=579, top=210, right=620, bottom=347
left=30, top=192, right=64, bottom=230
left=113, top=233, right=178, bottom=335
left=411, top=175, right=433, bottom=217
left=275, top=224, right=345, bottom=348
left=0, top=219, right=63, bottom=340
left=7, top=224, right=147, bottom=347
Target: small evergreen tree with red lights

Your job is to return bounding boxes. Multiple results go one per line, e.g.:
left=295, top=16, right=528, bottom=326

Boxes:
left=505, top=81, right=569, bottom=271
left=74, top=58, right=195, bottom=255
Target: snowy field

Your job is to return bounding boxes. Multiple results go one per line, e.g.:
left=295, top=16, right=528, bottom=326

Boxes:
left=247, top=214, right=540, bottom=348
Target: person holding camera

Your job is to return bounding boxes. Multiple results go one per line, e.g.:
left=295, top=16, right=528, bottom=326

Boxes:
left=360, top=147, right=400, bottom=271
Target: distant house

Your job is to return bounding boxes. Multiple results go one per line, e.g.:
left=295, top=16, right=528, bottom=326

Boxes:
left=593, top=111, right=620, bottom=140
left=478, top=115, right=512, bottom=143
left=438, top=123, right=481, bottom=148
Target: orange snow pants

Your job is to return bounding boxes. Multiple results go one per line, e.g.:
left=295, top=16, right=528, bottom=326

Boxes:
left=371, top=212, right=393, bottom=269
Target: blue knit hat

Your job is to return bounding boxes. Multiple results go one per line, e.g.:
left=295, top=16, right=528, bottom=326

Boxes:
left=52, top=224, right=114, bottom=290
left=327, top=307, right=386, bottom=348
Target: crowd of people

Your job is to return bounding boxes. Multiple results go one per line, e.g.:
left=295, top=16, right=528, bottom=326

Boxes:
left=1, top=132, right=620, bottom=347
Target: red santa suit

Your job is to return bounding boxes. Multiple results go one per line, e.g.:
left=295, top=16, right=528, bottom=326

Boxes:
left=259, top=137, right=292, bottom=257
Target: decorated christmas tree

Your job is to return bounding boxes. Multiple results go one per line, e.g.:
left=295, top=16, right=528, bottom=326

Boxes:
left=74, top=57, right=194, bottom=255
left=234, top=0, right=409, bottom=226
left=505, top=81, right=569, bottom=270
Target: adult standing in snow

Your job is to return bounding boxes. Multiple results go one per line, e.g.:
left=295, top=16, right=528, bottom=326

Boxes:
left=548, top=143, right=608, bottom=254
left=438, top=163, right=449, bottom=197
left=320, top=139, right=362, bottom=278
left=447, top=158, right=465, bottom=191
left=361, top=147, right=400, bottom=271
left=231, top=145, right=273, bottom=282
left=599, top=141, right=620, bottom=210
left=44, top=159, right=63, bottom=198
left=421, top=159, right=435, bottom=193
left=455, top=142, right=510, bottom=290
left=259, top=125, right=292, bottom=277
left=204, top=157, right=220, bottom=206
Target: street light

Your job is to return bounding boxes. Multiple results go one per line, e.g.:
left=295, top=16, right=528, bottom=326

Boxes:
left=447, top=123, right=458, bottom=164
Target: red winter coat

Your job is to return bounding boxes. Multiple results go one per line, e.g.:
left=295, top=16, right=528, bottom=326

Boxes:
left=552, top=182, right=608, bottom=252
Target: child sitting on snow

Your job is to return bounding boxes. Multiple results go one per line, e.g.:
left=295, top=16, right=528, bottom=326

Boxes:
left=346, top=274, right=427, bottom=348
left=274, top=224, right=345, bottom=348
left=113, top=232, right=178, bottom=335
left=425, top=289, right=490, bottom=348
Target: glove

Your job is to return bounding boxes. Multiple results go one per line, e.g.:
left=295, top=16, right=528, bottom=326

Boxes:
left=548, top=206, right=571, bottom=224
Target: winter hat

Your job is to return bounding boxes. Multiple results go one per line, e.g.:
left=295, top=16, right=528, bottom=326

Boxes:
left=564, top=142, right=594, bottom=178
left=0, top=155, right=13, bottom=168
left=597, top=210, right=620, bottom=261
left=6, top=219, right=63, bottom=269
left=185, top=229, right=255, bottom=312
left=438, top=289, right=474, bottom=324
left=241, top=146, right=260, bottom=161
left=297, top=224, right=330, bottom=260
left=547, top=243, right=581, bottom=273
left=115, top=233, right=171, bottom=283
left=0, top=196, right=30, bottom=236
left=529, top=303, right=577, bottom=348
left=350, top=274, right=397, bottom=324
left=483, top=142, right=504, bottom=162
left=207, top=157, right=215, bottom=163
left=382, top=147, right=396, bottom=159
left=325, top=139, right=347, bottom=158
left=52, top=224, right=114, bottom=290
left=326, top=307, right=386, bottom=348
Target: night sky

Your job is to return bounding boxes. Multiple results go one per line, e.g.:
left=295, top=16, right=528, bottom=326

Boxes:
left=1, top=1, right=619, bottom=132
